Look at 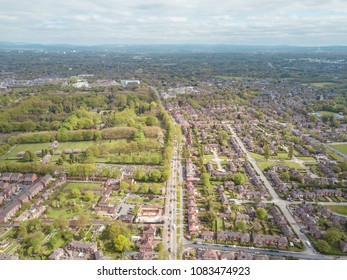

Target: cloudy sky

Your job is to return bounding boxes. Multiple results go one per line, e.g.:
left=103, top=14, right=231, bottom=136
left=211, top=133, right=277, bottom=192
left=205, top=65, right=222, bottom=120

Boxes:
left=1, top=0, right=347, bottom=46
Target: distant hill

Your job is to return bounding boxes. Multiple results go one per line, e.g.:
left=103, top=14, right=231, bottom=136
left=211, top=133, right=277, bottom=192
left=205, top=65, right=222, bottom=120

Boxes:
left=0, top=41, right=347, bottom=53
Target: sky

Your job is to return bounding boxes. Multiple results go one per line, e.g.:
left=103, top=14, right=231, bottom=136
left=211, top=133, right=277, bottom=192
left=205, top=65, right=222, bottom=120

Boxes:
left=1, top=0, right=347, bottom=46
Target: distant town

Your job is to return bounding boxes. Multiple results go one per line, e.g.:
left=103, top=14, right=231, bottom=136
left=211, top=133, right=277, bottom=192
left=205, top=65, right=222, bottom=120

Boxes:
left=0, top=47, right=346, bottom=260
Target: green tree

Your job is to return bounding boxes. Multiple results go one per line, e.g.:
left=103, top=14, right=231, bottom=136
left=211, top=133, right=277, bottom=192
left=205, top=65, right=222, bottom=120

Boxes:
left=288, top=144, right=294, bottom=160
left=145, top=115, right=159, bottom=126
left=204, top=210, right=216, bottom=224
left=324, top=228, right=345, bottom=246
left=17, top=225, right=27, bottom=239
left=75, top=215, right=89, bottom=228
left=84, top=190, right=94, bottom=201
left=53, top=217, right=69, bottom=230
left=114, top=234, right=131, bottom=253
left=149, top=169, right=162, bottom=182
left=315, top=240, right=331, bottom=253
left=264, top=144, right=271, bottom=160
left=70, top=188, right=81, bottom=199
left=120, top=181, right=129, bottom=192
left=235, top=220, right=248, bottom=232
left=131, top=182, right=139, bottom=193
left=255, top=208, right=267, bottom=220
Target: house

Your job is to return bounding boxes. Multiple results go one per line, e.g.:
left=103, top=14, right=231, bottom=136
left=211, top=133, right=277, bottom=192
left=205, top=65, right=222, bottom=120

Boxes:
left=40, top=175, right=52, bottom=187
left=66, top=241, right=97, bottom=254
left=201, top=231, right=214, bottom=240
left=0, top=200, right=22, bottom=222
left=118, top=215, right=134, bottom=223
left=10, top=173, right=23, bottom=182
left=253, top=234, right=288, bottom=247
left=220, top=252, right=235, bottom=260
left=48, top=248, right=65, bottom=260
left=340, top=241, right=347, bottom=253
left=235, top=213, right=250, bottom=222
left=17, top=193, right=30, bottom=204
left=22, top=173, right=38, bottom=184
left=201, top=249, right=219, bottom=260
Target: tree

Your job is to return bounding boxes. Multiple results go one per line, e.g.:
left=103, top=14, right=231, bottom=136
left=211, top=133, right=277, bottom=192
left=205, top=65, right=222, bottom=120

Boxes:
left=201, top=173, right=211, bottom=188
left=145, top=115, right=159, bottom=126
left=149, top=169, right=161, bottom=182
left=324, top=228, right=345, bottom=246
left=17, top=225, right=27, bottom=239
left=120, top=181, right=129, bottom=192
left=53, top=217, right=69, bottom=230
left=131, top=182, right=139, bottom=193
left=151, top=183, right=161, bottom=194
left=315, top=240, right=331, bottom=253
left=255, top=208, right=267, bottom=220
left=279, top=171, right=290, bottom=182
left=107, top=221, right=130, bottom=240
left=263, top=144, right=271, bottom=160
left=154, top=242, right=164, bottom=252
left=134, top=168, right=148, bottom=181
left=75, top=215, right=89, bottom=228
left=141, top=183, right=149, bottom=193
left=235, top=220, right=248, bottom=233
left=158, top=247, right=169, bottom=260
left=70, top=188, right=81, bottom=199
left=204, top=210, right=216, bottom=224
left=232, top=173, right=246, bottom=185
left=114, top=234, right=131, bottom=253
left=84, top=190, right=94, bottom=201
left=288, top=144, right=294, bottom=160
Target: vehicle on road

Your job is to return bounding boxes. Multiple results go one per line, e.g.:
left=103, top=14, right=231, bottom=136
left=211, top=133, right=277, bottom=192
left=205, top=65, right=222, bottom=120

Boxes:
left=306, top=241, right=312, bottom=248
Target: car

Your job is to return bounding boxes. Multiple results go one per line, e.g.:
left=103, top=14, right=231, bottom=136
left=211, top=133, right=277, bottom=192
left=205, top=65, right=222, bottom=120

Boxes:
left=232, top=245, right=236, bottom=248
left=248, top=247, right=255, bottom=250
left=313, top=250, right=317, bottom=254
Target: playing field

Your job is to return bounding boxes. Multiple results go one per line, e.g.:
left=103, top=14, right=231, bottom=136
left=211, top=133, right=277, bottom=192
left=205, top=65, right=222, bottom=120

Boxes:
left=329, top=143, right=347, bottom=156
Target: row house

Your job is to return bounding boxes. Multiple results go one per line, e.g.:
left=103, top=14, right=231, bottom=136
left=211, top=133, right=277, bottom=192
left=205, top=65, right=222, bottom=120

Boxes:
left=294, top=206, right=322, bottom=239
left=25, top=182, right=44, bottom=199
left=201, top=249, right=219, bottom=260
left=138, top=224, right=155, bottom=260
left=0, top=199, right=21, bottom=222
left=187, top=179, right=199, bottom=235
left=228, top=161, right=237, bottom=173
left=218, top=186, right=228, bottom=205
left=66, top=241, right=97, bottom=254
left=216, top=231, right=250, bottom=243
left=253, top=234, right=288, bottom=247
left=270, top=207, right=295, bottom=238
left=317, top=163, right=337, bottom=178
left=201, top=231, right=214, bottom=240
left=22, top=173, right=38, bottom=184
left=40, top=175, right=53, bottom=187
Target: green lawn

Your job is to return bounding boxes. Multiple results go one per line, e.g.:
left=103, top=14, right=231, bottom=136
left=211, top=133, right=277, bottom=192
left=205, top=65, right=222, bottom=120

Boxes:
left=257, top=161, right=305, bottom=171
left=249, top=152, right=264, bottom=160
left=329, top=143, right=347, bottom=156
left=326, top=206, right=347, bottom=216
left=64, top=182, right=103, bottom=190
left=6, top=141, right=99, bottom=159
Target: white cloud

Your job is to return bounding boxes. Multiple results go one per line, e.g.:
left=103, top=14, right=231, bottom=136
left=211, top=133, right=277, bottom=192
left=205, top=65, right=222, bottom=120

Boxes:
left=0, top=0, right=347, bottom=45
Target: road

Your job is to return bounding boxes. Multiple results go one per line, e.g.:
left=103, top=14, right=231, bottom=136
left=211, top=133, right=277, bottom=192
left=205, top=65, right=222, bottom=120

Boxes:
left=184, top=243, right=347, bottom=260
left=227, top=124, right=315, bottom=255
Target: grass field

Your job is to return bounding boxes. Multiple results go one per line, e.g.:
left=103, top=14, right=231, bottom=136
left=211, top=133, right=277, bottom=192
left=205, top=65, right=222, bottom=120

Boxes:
left=326, top=206, right=347, bottom=216
left=257, top=161, right=306, bottom=171
left=5, top=141, right=99, bottom=159
left=64, top=182, right=103, bottom=190
left=311, top=82, right=339, bottom=88
left=329, top=143, right=347, bottom=156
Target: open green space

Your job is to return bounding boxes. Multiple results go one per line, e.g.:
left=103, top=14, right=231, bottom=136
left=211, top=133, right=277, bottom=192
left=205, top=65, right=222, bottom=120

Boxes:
left=257, top=161, right=306, bottom=171
left=329, top=143, right=347, bottom=156
left=312, top=82, right=339, bottom=88
left=5, top=141, right=99, bottom=159
left=64, top=182, right=103, bottom=190
left=326, top=205, right=347, bottom=216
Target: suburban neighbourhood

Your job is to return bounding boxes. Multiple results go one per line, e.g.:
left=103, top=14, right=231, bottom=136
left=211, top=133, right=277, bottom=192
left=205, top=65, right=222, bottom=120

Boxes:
left=0, top=47, right=346, bottom=261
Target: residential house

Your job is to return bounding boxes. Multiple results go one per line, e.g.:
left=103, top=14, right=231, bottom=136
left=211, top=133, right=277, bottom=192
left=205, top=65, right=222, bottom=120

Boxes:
left=66, top=241, right=97, bottom=254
